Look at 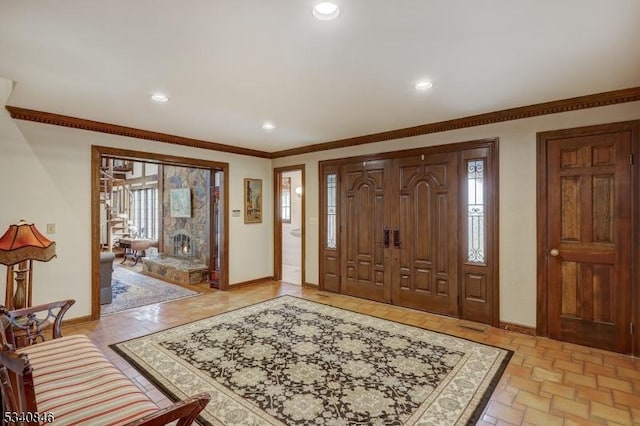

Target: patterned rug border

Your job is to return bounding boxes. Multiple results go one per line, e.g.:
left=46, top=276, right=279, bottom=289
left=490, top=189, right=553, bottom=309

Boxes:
left=110, top=295, right=513, bottom=425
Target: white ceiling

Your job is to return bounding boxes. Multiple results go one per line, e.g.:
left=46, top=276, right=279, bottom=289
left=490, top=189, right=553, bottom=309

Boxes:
left=1, top=1, right=639, bottom=152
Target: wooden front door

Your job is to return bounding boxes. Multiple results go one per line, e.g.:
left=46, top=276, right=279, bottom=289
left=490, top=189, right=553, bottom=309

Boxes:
left=323, top=140, right=498, bottom=325
left=340, top=160, right=391, bottom=303
left=391, top=153, right=459, bottom=315
left=544, top=126, right=633, bottom=353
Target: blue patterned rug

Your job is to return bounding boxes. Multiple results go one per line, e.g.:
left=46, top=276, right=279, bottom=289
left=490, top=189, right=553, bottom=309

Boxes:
left=113, top=296, right=511, bottom=425
left=101, top=267, right=199, bottom=315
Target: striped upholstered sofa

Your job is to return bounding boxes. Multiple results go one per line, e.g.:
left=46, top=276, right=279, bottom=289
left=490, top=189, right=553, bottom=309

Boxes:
left=0, top=300, right=209, bottom=425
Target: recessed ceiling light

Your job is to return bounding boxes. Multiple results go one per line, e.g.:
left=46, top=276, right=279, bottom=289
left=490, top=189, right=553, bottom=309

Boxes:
left=313, top=2, right=340, bottom=20
left=262, top=122, right=275, bottom=131
left=414, top=81, right=434, bottom=91
left=150, top=93, right=169, bottom=102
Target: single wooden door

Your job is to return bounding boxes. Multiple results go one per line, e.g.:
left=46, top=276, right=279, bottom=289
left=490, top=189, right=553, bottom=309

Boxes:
left=391, top=153, right=459, bottom=315
left=340, top=160, right=392, bottom=303
left=546, top=130, right=632, bottom=353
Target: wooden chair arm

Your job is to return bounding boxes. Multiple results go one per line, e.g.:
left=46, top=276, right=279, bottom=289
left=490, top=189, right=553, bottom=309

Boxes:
left=0, top=345, right=38, bottom=415
left=0, top=300, right=75, bottom=348
left=124, top=392, right=210, bottom=426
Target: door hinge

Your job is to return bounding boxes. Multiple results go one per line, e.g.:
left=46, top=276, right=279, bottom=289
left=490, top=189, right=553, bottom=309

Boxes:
left=631, top=323, right=635, bottom=335
left=630, top=154, right=634, bottom=165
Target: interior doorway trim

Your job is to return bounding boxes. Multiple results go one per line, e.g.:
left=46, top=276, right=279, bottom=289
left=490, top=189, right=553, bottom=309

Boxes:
left=536, top=120, right=640, bottom=354
left=91, top=145, right=230, bottom=320
left=273, top=165, right=306, bottom=285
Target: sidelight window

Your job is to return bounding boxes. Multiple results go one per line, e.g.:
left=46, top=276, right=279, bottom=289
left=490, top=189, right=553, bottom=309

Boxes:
left=467, top=159, right=485, bottom=263
left=327, top=173, right=337, bottom=248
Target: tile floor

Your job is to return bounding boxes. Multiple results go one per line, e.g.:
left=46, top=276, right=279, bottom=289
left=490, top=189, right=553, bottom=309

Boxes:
left=64, top=281, right=640, bottom=425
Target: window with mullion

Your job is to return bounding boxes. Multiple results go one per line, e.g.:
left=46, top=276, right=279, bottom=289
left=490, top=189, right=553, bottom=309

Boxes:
left=467, top=159, right=485, bottom=264
left=130, top=187, right=159, bottom=240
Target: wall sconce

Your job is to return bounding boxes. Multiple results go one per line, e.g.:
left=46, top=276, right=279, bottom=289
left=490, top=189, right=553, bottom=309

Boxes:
left=295, top=186, right=303, bottom=198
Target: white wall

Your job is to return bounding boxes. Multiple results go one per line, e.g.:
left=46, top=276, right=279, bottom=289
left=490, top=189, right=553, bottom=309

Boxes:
left=272, top=101, right=640, bottom=328
left=0, top=78, right=273, bottom=319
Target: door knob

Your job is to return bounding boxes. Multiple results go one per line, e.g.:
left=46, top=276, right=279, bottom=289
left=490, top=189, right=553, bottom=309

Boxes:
left=549, top=248, right=559, bottom=257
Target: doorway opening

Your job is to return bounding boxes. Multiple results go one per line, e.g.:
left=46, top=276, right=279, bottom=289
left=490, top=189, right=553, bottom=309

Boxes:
left=91, top=146, right=229, bottom=320
left=274, top=166, right=305, bottom=285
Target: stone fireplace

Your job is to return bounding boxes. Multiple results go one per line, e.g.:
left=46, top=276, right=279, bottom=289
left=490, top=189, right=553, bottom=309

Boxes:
left=141, top=165, right=211, bottom=286
left=160, top=165, right=210, bottom=266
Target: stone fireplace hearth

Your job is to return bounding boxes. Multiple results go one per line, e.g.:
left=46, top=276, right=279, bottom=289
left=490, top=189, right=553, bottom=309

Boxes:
left=142, top=255, right=208, bottom=286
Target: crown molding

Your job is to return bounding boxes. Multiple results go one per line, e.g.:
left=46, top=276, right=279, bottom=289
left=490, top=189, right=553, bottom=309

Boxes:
left=5, top=106, right=271, bottom=159
left=270, top=86, right=640, bottom=158
left=6, top=86, right=640, bottom=160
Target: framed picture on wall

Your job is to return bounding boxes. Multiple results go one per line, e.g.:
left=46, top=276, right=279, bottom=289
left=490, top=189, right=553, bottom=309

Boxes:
left=170, top=188, right=191, bottom=218
left=244, top=178, right=262, bottom=223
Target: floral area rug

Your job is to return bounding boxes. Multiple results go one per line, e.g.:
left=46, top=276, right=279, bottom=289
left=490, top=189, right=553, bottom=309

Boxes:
left=101, top=266, right=199, bottom=315
left=112, top=296, right=511, bottom=425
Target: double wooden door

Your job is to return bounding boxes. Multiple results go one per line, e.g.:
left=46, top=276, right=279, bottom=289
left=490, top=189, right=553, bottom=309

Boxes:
left=340, top=153, right=459, bottom=316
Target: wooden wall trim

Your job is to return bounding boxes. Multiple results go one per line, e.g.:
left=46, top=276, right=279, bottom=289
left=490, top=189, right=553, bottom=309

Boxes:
left=99, top=145, right=231, bottom=170
left=271, top=86, right=640, bottom=158
left=6, top=106, right=271, bottom=159
left=62, top=315, right=93, bottom=327
left=7, top=87, right=640, bottom=161
left=91, top=147, right=101, bottom=320
left=230, top=276, right=276, bottom=288
left=319, top=138, right=496, bottom=167
left=499, top=321, right=536, bottom=336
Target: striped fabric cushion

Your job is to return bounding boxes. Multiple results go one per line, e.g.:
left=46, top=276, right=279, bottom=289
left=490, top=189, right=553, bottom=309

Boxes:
left=18, top=335, right=159, bottom=426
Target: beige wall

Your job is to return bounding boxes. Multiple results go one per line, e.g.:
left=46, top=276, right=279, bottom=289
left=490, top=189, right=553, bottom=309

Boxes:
left=0, top=78, right=273, bottom=319
left=272, top=101, right=640, bottom=328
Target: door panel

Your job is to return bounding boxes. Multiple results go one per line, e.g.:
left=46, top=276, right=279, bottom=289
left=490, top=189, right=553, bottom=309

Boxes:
left=391, top=153, right=458, bottom=315
left=547, top=132, right=632, bottom=353
left=341, top=160, right=391, bottom=303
